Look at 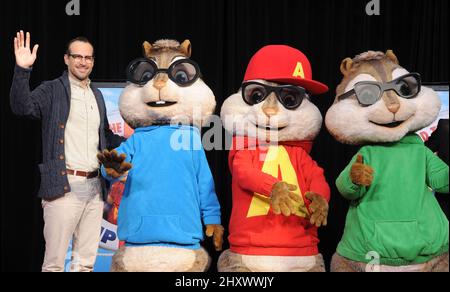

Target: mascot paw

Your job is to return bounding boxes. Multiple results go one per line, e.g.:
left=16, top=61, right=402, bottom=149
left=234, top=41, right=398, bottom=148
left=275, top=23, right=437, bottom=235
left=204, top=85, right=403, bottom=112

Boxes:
left=270, top=182, right=302, bottom=217
left=305, top=192, right=329, bottom=227
left=206, top=224, right=224, bottom=251
left=97, top=149, right=132, bottom=179
left=350, top=154, right=374, bottom=186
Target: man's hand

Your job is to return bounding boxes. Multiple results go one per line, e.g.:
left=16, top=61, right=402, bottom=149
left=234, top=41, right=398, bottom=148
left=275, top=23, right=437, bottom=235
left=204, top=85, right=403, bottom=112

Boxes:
left=305, top=192, right=329, bottom=227
left=350, top=154, right=374, bottom=186
left=270, top=182, right=302, bottom=217
left=206, top=224, right=224, bottom=251
left=97, top=150, right=132, bottom=179
left=14, top=31, right=39, bottom=69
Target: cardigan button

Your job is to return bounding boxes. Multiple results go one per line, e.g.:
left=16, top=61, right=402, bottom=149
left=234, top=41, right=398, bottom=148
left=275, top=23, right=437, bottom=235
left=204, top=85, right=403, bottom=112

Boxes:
left=59, top=155, right=65, bottom=160
left=64, top=186, right=69, bottom=192
left=61, top=171, right=66, bottom=176
left=59, top=139, right=64, bottom=144
left=60, top=124, right=65, bottom=129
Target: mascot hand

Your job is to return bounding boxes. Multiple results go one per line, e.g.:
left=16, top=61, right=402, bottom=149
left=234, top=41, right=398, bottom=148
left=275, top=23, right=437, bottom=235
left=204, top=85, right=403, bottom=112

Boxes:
left=97, top=149, right=132, bottom=179
left=350, top=154, right=374, bottom=186
left=305, top=192, right=329, bottom=227
left=270, top=182, right=302, bottom=217
left=206, top=224, right=224, bottom=251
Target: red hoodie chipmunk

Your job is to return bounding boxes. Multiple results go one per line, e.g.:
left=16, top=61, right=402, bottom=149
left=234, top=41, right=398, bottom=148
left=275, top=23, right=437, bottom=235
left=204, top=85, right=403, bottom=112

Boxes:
left=228, top=137, right=330, bottom=256
left=219, top=45, right=330, bottom=272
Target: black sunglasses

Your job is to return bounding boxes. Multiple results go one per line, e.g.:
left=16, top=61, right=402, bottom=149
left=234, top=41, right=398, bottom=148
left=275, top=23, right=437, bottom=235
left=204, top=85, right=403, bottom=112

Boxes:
left=241, top=82, right=308, bottom=110
left=338, top=73, right=421, bottom=106
left=126, top=58, right=202, bottom=87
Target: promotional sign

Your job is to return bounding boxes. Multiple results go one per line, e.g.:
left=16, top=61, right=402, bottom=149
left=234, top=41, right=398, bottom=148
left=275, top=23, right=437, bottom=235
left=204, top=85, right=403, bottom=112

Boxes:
left=417, top=86, right=449, bottom=141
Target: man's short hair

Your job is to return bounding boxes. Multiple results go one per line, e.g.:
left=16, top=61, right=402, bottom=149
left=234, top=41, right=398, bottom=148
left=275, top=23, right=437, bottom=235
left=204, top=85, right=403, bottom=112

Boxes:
left=66, top=37, right=94, bottom=55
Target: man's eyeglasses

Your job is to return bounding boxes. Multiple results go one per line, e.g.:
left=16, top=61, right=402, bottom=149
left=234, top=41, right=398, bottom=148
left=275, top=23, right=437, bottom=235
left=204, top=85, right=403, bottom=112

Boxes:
left=126, top=58, right=201, bottom=87
left=241, top=81, right=309, bottom=110
left=68, top=54, right=95, bottom=64
left=337, top=73, right=421, bottom=106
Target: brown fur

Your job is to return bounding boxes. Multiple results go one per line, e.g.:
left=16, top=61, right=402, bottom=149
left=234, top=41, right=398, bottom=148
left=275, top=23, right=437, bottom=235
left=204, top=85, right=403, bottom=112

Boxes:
left=430, top=252, right=449, bottom=272
left=143, top=39, right=191, bottom=67
left=349, top=154, right=374, bottom=186
left=305, top=192, right=329, bottom=227
left=336, top=50, right=401, bottom=99
left=139, top=39, right=193, bottom=98
left=142, top=39, right=192, bottom=88
left=217, top=249, right=253, bottom=272
left=111, top=246, right=128, bottom=272
left=331, top=252, right=449, bottom=272
left=185, top=248, right=212, bottom=272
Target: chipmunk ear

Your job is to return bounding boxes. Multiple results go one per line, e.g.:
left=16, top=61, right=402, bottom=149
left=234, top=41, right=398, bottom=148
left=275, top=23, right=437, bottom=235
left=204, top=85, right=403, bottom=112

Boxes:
left=340, top=57, right=354, bottom=76
left=143, top=41, right=152, bottom=58
left=180, top=40, right=192, bottom=58
left=386, top=50, right=399, bottom=65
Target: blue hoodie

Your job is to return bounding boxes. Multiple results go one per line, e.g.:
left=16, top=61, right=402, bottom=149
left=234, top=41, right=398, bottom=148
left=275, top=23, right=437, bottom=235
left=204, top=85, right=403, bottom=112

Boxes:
left=101, top=125, right=221, bottom=250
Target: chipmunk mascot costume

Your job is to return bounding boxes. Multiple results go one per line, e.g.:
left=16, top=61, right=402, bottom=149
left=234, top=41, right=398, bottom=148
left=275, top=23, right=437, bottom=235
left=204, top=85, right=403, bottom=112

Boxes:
left=218, top=45, right=331, bottom=272
left=326, top=50, right=449, bottom=272
left=98, top=40, right=224, bottom=272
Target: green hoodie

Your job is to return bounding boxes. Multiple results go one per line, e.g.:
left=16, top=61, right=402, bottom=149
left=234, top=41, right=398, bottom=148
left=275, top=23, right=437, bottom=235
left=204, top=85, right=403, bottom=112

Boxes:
left=336, top=134, right=449, bottom=266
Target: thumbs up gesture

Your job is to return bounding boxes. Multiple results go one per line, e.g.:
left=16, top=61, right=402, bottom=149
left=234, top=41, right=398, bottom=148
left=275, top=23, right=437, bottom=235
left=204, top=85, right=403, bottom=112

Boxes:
left=350, top=154, right=374, bottom=186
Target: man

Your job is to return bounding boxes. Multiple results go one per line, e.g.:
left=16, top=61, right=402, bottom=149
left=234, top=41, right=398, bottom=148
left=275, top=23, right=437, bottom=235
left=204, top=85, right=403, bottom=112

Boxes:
left=10, top=31, right=124, bottom=272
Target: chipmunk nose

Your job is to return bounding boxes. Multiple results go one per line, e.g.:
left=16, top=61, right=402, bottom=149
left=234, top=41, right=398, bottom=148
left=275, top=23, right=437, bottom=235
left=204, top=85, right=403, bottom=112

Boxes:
left=153, top=72, right=169, bottom=90
left=383, top=92, right=400, bottom=114
left=263, top=107, right=278, bottom=117
left=153, top=80, right=167, bottom=90
left=262, top=95, right=279, bottom=118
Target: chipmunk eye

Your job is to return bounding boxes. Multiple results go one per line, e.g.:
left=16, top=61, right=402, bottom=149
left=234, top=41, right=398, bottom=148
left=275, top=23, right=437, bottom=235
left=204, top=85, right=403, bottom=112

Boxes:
left=395, top=74, right=420, bottom=98
left=142, top=71, right=154, bottom=82
left=174, top=70, right=189, bottom=84
left=399, top=81, right=412, bottom=96
left=127, top=59, right=157, bottom=85
left=242, top=83, right=267, bottom=105
left=170, top=61, right=199, bottom=86
left=250, top=89, right=266, bottom=104
left=282, top=94, right=296, bottom=106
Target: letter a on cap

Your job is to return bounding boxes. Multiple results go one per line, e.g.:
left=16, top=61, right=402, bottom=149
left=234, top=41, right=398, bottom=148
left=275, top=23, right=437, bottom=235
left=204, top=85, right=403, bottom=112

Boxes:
left=292, top=62, right=305, bottom=79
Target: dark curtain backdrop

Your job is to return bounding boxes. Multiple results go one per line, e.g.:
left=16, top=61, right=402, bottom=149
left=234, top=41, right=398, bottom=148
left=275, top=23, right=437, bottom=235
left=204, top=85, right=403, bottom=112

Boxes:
left=0, top=0, right=448, bottom=272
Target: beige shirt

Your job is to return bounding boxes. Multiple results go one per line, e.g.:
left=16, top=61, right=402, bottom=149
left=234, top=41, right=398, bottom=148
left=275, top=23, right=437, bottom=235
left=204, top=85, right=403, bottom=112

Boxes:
left=65, top=76, right=101, bottom=172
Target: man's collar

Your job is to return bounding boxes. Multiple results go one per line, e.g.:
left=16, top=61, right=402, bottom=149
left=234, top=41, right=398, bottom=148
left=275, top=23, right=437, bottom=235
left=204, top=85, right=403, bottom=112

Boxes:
left=68, top=74, right=91, bottom=89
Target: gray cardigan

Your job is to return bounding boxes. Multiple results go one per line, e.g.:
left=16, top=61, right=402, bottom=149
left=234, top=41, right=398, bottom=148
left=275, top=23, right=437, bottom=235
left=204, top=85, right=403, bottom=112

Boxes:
left=10, top=65, right=125, bottom=200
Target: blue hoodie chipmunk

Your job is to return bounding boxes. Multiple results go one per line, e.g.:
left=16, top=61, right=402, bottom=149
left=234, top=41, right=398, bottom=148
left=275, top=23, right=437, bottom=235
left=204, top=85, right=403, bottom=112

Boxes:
left=98, top=39, right=224, bottom=272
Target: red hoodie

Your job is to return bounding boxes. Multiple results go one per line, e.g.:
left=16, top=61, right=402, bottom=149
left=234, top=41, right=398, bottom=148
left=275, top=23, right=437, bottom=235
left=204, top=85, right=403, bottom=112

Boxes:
left=228, top=137, right=330, bottom=256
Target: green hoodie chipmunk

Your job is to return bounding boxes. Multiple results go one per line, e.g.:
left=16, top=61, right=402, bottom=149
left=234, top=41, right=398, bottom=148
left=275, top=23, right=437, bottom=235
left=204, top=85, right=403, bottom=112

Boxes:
left=326, top=50, right=449, bottom=272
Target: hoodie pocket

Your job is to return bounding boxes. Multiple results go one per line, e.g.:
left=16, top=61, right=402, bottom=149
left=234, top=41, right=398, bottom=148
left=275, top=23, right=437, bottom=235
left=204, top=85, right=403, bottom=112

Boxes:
left=126, top=215, right=193, bottom=245
left=366, top=220, right=431, bottom=262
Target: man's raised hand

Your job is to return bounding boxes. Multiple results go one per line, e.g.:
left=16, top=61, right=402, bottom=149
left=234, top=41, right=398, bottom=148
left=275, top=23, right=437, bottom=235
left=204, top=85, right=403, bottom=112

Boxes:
left=14, top=31, right=39, bottom=69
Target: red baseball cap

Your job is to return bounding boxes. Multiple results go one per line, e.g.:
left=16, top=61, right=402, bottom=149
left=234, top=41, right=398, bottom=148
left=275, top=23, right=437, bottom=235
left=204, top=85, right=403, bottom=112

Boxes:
left=243, top=45, right=329, bottom=95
